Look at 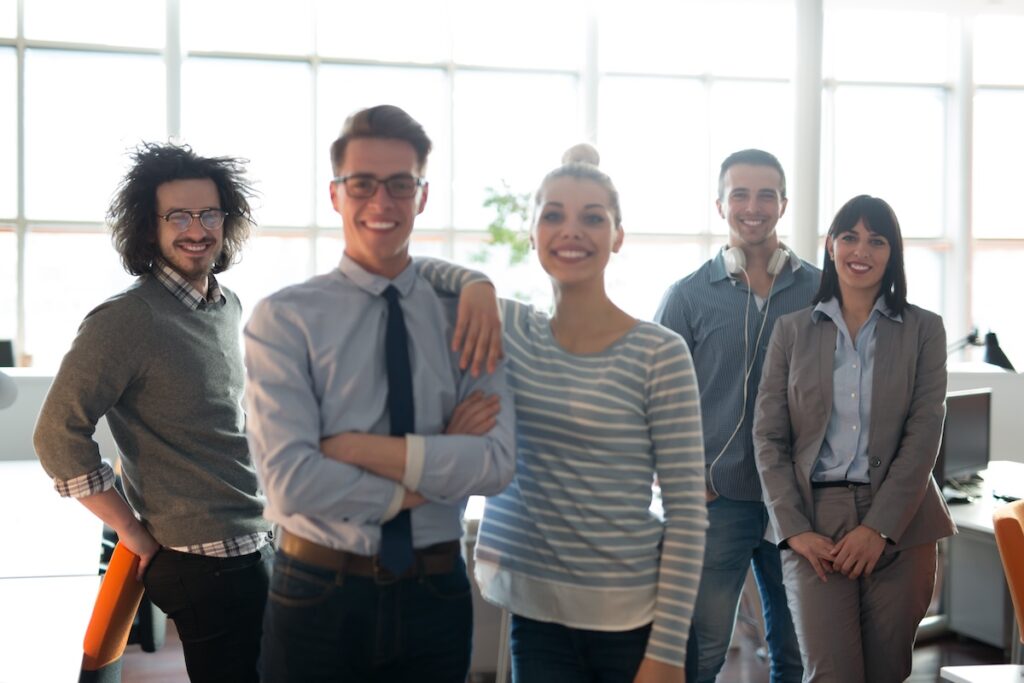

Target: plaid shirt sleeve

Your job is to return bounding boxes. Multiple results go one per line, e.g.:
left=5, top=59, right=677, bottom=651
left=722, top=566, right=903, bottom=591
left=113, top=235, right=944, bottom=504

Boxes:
left=53, top=460, right=116, bottom=498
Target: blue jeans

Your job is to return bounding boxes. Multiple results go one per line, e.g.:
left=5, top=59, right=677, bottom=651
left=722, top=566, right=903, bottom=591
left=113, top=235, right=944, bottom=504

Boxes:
left=510, top=615, right=668, bottom=683
left=141, top=544, right=272, bottom=683
left=687, top=496, right=802, bottom=683
left=260, top=549, right=473, bottom=683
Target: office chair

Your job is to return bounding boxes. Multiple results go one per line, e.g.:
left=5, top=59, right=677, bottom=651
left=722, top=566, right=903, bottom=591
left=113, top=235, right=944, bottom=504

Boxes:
left=939, top=500, right=1024, bottom=682
left=99, top=525, right=165, bottom=652
left=79, top=543, right=145, bottom=683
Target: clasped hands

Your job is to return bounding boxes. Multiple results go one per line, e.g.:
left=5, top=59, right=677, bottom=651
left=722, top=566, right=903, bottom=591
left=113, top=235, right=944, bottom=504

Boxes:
left=787, top=525, right=886, bottom=582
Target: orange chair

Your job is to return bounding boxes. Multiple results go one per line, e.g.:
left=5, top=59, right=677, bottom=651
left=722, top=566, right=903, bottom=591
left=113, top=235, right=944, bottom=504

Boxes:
left=994, top=501, right=1024, bottom=647
left=940, top=500, right=1024, bottom=682
left=78, top=543, right=145, bottom=683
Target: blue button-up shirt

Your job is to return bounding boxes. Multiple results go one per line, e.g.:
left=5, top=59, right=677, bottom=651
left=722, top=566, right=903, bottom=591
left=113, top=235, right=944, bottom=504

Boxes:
left=244, top=256, right=516, bottom=555
left=811, top=296, right=902, bottom=483
left=656, top=250, right=821, bottom=500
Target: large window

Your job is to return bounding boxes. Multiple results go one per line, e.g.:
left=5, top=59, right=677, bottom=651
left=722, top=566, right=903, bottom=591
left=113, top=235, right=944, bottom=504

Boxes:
left=0, top=228, right=15, bottom=342
left=24, top=50, right=165, bottom=222
left=0, top=48, right=14, bottom=219
left=972, top=12, right=1024, bottom=368
left=2, top=0, right=1022, bottom=371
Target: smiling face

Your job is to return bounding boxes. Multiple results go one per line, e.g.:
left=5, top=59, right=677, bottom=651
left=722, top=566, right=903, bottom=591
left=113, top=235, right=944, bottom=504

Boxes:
left=531, top=176, right=622, bottom=287
left=828, top=219, right=891, bottom=299
left=155, top=178, right=224, bottom=294
left=330, top=137, right=427, bottom=279
left=717, top=163, right=787, bottom=251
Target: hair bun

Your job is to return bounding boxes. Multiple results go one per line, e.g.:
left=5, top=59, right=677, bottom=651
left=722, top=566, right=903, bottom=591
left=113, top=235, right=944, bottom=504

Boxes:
left=562, top=143, right=600, bottom=167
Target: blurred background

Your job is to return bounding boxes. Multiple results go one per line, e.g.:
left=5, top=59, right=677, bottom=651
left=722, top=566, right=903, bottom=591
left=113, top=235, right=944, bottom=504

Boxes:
left=1, top=0, right=1021, bottom=369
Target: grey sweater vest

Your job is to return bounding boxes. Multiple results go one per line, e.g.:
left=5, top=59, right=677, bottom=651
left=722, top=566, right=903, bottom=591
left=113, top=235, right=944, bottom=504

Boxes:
left=35, top=275, right=268, bottom=546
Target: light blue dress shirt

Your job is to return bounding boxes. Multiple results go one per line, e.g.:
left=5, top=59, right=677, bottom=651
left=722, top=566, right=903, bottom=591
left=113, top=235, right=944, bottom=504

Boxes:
left=244, top=256, right=516, bottom=556
left=810, top=296, right=902, bottom=483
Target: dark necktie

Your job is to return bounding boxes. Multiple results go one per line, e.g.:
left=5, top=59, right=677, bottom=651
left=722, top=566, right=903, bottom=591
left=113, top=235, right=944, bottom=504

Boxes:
left=379, top=285, right=415, bottom=575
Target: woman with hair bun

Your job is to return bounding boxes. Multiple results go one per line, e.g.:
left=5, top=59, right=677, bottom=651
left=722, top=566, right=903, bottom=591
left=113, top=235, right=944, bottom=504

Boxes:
left=418, top=145, right=707, bottom=682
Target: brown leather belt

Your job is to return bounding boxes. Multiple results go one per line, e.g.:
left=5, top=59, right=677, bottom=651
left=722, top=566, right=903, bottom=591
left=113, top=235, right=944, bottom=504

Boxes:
left=279, top=529, right=460, bottom=581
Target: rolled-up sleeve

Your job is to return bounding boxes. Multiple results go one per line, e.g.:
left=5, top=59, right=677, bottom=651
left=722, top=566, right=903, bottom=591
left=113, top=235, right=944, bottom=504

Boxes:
left=415, top=362, right=516, bottom=501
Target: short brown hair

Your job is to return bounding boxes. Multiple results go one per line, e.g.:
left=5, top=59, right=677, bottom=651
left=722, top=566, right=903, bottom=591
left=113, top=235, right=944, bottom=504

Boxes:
left=718, top=148, right=787, bottom=201
left=330, top=105, right=432, bottom=174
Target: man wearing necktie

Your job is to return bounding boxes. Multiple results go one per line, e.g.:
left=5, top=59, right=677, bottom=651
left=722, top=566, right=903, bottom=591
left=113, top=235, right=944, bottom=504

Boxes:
left=244, top=104, right=516, bottom=682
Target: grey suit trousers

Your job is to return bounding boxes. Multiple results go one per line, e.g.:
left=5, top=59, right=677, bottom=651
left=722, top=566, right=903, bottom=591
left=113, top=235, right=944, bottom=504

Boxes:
left=781, top=484, right=936, bottom=683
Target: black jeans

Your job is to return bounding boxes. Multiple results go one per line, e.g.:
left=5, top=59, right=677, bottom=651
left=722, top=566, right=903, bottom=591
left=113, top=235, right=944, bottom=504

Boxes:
left=142, top=545, right=273, bottom=683
left=260, top=549, right=473, bottom=683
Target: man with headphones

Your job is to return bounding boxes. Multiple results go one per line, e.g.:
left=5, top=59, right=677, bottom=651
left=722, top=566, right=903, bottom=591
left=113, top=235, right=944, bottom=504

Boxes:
left=655, top=149, right=820, bottom=683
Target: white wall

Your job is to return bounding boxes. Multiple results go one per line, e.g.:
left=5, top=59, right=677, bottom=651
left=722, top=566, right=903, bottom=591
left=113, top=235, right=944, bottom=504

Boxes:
left=948, top=366, right=1024, bottom=464
left=0, top=368, right=118, bottom=463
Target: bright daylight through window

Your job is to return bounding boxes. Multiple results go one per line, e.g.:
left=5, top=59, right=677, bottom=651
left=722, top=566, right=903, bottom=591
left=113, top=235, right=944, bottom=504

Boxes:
left=0, top=0, right=1022, bottom=369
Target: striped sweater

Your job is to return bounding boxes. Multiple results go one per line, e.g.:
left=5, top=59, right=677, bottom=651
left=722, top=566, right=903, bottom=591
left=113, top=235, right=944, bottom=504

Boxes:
left=417, top=258, right=707, bottom=667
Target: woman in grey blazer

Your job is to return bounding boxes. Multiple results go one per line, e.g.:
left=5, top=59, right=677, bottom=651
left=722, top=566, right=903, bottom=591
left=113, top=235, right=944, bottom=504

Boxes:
left=753, top=195, right=955, bottom=683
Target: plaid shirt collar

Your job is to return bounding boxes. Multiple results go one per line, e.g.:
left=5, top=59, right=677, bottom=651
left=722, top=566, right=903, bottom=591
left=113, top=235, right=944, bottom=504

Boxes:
left=152, top=258, right=224, bottom=311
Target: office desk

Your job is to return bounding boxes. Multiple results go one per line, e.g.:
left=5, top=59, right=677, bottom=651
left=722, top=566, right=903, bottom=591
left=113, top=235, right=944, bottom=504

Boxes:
left=947, top=461, right=1024, bottom=659
left=0, top=574, right=100, bottom=682
left=0, top=460, right=104, bottom=681
left=0, top=459, right=103, bottom=578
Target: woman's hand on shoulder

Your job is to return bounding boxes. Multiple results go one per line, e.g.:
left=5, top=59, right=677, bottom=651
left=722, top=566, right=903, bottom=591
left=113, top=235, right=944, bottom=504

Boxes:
left=633, top=657, right=685, bottom=683
left=831, top=525, right=886, bottom=579
left=452, top=281, right=503, bottom=377
left=786, top=531, right=836, bottom=582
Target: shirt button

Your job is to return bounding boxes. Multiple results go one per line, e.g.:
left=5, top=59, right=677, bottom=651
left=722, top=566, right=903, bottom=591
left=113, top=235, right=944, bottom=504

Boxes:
left=852, top=364, right=858, bottom=369
left=851, top=392, right=856, bottom=398
left=871, top=457, right=882, bottom=467
left=852, top=425, right=858, bottom=431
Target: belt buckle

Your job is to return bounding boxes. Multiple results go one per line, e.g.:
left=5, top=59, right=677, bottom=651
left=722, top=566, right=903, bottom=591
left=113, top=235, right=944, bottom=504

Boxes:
left=371, top=555, right=401, bottom=585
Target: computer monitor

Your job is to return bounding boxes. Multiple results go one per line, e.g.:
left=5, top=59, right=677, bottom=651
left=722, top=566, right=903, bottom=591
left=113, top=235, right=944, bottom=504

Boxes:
left=934, top=388, right=992, bottom=487
left=0, top=340, right=13, bottom=367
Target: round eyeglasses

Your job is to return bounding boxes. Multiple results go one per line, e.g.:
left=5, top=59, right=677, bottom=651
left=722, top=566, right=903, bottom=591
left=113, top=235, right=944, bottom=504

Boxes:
left=332, top=174, right=425, bottom=199
left=159, top=208, right=228, bottom=232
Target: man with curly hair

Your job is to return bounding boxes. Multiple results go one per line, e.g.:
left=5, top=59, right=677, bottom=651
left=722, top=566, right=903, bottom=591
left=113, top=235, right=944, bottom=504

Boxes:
left=34, top=143, right=271, bottom=683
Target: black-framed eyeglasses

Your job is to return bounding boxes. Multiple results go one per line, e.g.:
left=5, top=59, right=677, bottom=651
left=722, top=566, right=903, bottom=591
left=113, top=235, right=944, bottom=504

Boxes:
left=332, top=174, right=425, bottom=199
left=159, top=208, right=228, bottom=232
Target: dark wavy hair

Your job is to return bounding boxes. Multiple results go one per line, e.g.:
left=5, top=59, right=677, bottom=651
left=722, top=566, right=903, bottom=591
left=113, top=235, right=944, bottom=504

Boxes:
left=718, top=148, right=787, bottom=201
left=813, top=194, right=908, bottom=314
left=330, top=104, right=432, bottom=175
left=109, top=142, right=256, bottom=276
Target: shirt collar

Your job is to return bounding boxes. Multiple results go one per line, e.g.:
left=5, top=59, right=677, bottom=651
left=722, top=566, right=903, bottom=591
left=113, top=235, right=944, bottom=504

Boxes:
left=338, top=254, right=417, bottom=298
left=152, top=258, right=224, bottom=311
left=812, top=295, right=902, bottom=324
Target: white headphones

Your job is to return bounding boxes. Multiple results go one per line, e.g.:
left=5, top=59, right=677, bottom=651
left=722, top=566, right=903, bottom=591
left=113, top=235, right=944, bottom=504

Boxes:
left=707, top=243, right=791, bottom=496
left=722, top=245, right=791, bottom=277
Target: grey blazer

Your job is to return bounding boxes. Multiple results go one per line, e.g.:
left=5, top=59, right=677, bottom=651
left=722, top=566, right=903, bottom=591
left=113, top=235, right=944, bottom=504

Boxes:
left=753, top=303, right=956, bottom=552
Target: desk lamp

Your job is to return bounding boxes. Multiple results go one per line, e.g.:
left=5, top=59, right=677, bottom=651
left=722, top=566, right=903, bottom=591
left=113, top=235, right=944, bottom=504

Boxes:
left=983, top=332, right=1016, bottom=371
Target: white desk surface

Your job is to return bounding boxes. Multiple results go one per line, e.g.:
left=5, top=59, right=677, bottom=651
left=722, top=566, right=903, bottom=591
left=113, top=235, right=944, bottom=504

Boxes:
left=0, top=460, right=105, bottom=682
left=948, top=461, right=1024, bottom=535
left=0, top=574, right=99, bottom=683
left=0, top=460, right=103, bottom=578
left=941, top=665, right=1024, bottom=682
